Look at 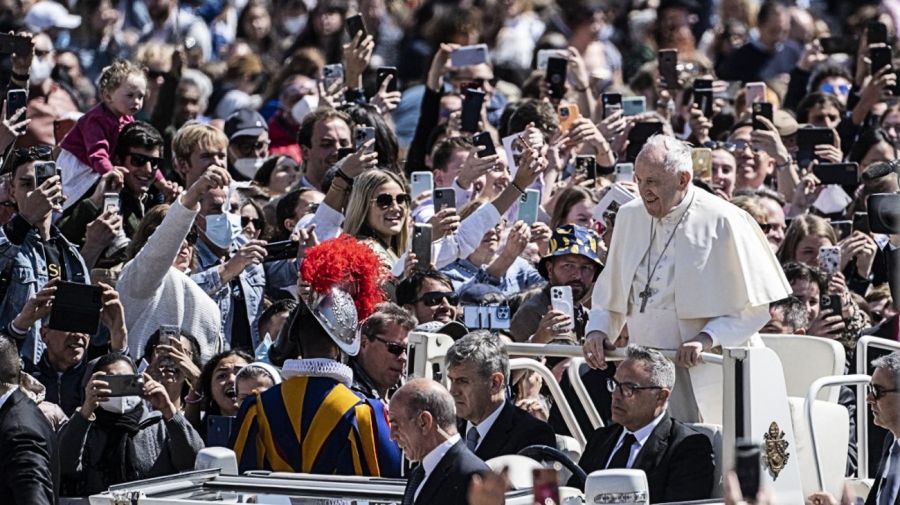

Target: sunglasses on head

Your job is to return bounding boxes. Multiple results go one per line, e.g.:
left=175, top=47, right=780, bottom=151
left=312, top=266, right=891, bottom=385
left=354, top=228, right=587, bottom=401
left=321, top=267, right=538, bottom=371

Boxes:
left=372, top=193, right=411, bottom=209
left=415, top=291, right=459, bottom=307
left=241, top=216, right=264, bottom=229
left=128, top=152, right=163, bottom=169
left=370, top=334, right=407, bottom=356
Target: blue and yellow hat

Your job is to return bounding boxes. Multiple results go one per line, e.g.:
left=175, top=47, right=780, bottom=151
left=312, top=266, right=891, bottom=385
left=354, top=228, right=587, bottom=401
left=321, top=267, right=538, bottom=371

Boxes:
left=537, top=224, right=604, bottom=280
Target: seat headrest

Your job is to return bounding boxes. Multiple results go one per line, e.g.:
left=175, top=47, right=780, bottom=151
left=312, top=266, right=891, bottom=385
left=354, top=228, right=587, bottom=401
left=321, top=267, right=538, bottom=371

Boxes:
left=584, top=469, right=650, bottom=505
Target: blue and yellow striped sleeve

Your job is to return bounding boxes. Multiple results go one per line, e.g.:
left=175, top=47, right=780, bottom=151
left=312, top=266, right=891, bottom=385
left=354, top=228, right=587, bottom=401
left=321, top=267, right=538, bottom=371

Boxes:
left=355, top=399, right=402, bottom=477
left=231, top=393, right=265, bottom=472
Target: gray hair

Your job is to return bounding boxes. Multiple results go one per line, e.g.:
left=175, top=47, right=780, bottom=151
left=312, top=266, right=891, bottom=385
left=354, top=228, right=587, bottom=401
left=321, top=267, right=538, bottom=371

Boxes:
left=180, top=69, right=213, bottom=103
left=626, top=344, right=676, bottom=389
left=872, top=351, right=900, bottom=386
left=404, top=380, right=458, bottom=430
left=638, top=134, right=694, bottom=176
left=772, top=296, right=810, bottom=332
left=445, top=331, right=509, bottom=386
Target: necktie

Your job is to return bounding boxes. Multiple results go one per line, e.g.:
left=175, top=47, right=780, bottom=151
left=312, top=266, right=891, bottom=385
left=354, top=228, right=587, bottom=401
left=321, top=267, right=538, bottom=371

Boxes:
left=878, top=443, right=900, bottom=505
left=402, top=464, right=425, bottom=505
left=466, top=426, right=480, bottom=451
left=607, top=433, right=638, bottom=469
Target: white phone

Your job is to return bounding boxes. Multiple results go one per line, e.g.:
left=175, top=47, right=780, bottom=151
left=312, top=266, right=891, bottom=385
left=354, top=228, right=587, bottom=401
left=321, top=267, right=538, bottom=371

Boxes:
left=615, top=163, right=635, bottom=183
left=103, top=192, right=120, bottom=213
left=818, top=245, right=841, bottom=275
left=550, top=286, right=574, bottom=331
left=410, top=171, right=434, bottom=200
left=536, top=49, right=569, bottom=71
left=745, top=82, right=767, bottom=104
left=450, top=44, right=489, bottom=68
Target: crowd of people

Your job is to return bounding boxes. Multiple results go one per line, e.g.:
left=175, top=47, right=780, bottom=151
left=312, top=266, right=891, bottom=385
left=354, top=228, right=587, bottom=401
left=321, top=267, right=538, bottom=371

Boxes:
left=0, top=0, right=899, bottom=503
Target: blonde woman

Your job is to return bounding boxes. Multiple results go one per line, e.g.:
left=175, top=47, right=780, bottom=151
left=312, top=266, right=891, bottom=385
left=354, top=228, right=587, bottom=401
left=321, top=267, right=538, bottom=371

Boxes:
left=342, top=169, right=411, bottom=269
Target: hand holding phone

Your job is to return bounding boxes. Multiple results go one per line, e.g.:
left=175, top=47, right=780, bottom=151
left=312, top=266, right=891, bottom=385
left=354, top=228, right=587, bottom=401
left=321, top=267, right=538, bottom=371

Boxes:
left=545, top=57, right=568, bottom=99
left=6, top=89, right=26, bottom=120
left=658, top=49, right=679, bottom=89
left=412, top=224, right=432, bottom=271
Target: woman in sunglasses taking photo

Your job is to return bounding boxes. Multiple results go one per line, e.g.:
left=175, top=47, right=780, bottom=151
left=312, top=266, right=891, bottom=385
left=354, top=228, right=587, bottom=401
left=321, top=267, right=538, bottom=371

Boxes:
left=343, top=169, right=412, bottom=270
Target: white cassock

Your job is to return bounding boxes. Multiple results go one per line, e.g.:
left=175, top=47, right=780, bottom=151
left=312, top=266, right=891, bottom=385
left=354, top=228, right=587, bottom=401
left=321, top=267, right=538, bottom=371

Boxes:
left=587, top=185, right=791, bottom=422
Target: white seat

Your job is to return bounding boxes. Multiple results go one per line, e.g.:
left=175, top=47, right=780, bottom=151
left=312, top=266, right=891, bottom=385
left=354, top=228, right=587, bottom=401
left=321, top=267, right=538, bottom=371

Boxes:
left=689, top=423, right=723, bottom=498
left=485, top=455, right=543, bottom=490
left=787, top=397, right=850, bottom=499
left=555, top=434, right=583, bottom=463
left=761, top=334, right=846, bottom=403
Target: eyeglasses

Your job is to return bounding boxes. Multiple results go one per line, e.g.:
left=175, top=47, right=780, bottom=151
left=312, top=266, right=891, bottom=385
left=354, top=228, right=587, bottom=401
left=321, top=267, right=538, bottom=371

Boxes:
left=233, top=140, right=270, bottom=154
left=820, top=83, right=850, bottom=95
left=607, top=377, right=664, bottom=398
left=370, top=334, right=407, bottom=356
left=867, top=383, right=899, bottom=400
left=128, top=152, right=163, bottom=169
left=415, top=291, right=459, bottom=307
left=758, top=223, right=773, bottom=233
left=704, top=140, right=756, bottom=153
left=372, top=193, right=411, bottom=209
left=241, top=216, right=264, bottom=229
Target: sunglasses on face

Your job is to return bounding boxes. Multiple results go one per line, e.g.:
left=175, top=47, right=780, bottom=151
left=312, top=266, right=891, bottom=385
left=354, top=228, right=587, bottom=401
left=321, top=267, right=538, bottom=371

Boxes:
left=370, top=334, right=407, bottom=356
left=234, top=140, right=270, bottom=154
left=128, top=152, right=163, bottom=169
left=868, top=383, right=899, bottom=400
left=820, top=83, right=850, bottom=95
left=241, top=216, right=264, bottom=229
left=372, top=193, right=411, bottom=209
left=415, top=291, right=459, bottom=307
left=146, top=69, right=167, bottom=80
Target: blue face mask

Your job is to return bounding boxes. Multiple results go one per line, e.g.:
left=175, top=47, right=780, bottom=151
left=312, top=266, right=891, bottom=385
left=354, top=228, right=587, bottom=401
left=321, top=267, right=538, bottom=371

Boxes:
left=204, top=212, right=242, bottom=249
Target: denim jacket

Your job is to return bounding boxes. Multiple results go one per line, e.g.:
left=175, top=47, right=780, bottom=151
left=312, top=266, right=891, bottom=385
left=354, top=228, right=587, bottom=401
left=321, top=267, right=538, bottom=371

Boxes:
left=441, top=256, right=544, bottom=296
left=0, top=215, right=89, bottom=363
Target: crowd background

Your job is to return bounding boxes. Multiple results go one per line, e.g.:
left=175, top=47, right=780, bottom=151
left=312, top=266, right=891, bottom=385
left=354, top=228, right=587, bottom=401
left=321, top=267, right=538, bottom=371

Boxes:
left=0, top=0, right=898, bottom=501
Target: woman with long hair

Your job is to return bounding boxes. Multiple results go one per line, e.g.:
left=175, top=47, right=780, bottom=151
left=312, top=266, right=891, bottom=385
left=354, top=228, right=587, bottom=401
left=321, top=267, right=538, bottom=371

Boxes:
left=342, top=169, right=411, bottom=269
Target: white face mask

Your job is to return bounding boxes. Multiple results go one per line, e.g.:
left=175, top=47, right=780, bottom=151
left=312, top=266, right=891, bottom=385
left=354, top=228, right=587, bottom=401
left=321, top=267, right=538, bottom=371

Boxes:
left=291, top=95, right=319, bottom=124
left=30, top=56, right=53, bottom=84
left=233, top=157, right=266, bottom=179
left=99, top=395, right=142, bottom=415
left=204, top=212, right=242, bottom=249
left=283, top=14, right=307, bottom=35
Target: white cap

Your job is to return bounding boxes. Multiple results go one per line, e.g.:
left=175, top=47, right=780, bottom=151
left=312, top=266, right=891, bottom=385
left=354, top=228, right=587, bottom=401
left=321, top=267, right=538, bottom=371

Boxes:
left=583, top=469, right=650, bottom=504
left=25, top=1, right=81, bottom=31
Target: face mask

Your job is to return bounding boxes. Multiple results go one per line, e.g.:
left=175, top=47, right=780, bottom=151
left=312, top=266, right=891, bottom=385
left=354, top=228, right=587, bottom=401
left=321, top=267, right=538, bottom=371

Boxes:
left=283, top=14, right=307, bottom=35
left=291, top=94, right=319, bottom=124
left=99, top=395, right=142, bottom=415
left=30, top=57, right=53, bottom=84
left=205, top=212, right=242, bottom=249
left=233, top=157, right=265, bottom=179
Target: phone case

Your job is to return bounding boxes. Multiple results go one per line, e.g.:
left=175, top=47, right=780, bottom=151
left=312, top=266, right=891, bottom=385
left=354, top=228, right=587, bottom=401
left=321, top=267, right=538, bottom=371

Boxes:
left=6, top=89, right=26, bottom=120
left=433, top=188, right=456, bottom=211
left=105, top=374, right=145, bottom=397
left=410, top=172, right=433, bottom=200
left=745, top=82, right=767, bottom=103
left=461, top=89, right=486, bottom=133
left=818, top=246, right=841, bottom=274
left=354, top=127, right=375, bottom=151
left=206, top=415, right=236, bottom=448
left=516, top=189, right=540, bottom=225
left=658, top=49, right=679, bottom=87
left=345, top=14, right=366, bottom=39
left=546, top=57, right=568, bottom=99
left=536, top=49, right=568, bottom=71
left=450, top=44, right=489, bottom=67
left=692, top=149, right=712, bottom=181
left=412, top=224, right=432, bottom=269
left=472, top=131, right=496, bottom=158
left=558, top=104, right=580, bottom=132
left=622, top=97, right=646, bottom=116
left=376, top=67, right=398, bottom=93
left=615, top=163, right=635, bottom=183
left=550, top=286, right=574, bottom=331
left=323, top=64, right=344, bottom=89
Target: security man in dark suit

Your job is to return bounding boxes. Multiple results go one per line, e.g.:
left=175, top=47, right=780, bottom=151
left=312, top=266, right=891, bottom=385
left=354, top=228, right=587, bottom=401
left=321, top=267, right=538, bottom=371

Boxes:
left=390, top=378, right=490, bottom=505
left=574, top=345, right=714, bottom=504
left=865, top=351, right=900, bottom=505
left=446, top=331, right=556, bottom=461
left=0, top=335, right=56, bottom=505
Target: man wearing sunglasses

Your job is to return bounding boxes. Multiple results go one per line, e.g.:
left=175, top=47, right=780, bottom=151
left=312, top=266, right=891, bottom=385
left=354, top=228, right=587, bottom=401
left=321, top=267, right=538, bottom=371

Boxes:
left=397, top=269, right=460, bottom=325
left=866, top=351, right=900, bottom=505
left=574, top=345, right=714, bottom=503
left=351, top=303, right=417, bottom=401
left=224, top=109, right=271, bottom=181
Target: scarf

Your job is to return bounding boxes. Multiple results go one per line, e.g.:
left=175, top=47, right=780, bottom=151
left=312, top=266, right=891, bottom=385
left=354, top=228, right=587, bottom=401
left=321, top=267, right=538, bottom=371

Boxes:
left=93, top=401, right=146, bottom=485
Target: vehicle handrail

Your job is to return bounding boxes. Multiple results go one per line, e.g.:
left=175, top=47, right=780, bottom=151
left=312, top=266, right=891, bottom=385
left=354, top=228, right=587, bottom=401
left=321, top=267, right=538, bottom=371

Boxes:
left=855, top=335, right=900, bottom=479
left=505, top=343, right=724, bottom=365
left=805, top=374, right=871, bottom=491
left=509, top=357, right=587, bottom=447
left=566, top=357, right=604, bottom=430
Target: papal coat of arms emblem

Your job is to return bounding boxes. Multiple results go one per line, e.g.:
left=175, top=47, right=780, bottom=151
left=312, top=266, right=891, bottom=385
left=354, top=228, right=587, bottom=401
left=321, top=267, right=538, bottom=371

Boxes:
left=763, top=421, right=790, bottom=479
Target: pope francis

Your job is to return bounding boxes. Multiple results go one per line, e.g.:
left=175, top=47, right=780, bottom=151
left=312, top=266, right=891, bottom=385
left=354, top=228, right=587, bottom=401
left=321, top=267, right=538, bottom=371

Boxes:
left=582, top=135, right=791, bottom=422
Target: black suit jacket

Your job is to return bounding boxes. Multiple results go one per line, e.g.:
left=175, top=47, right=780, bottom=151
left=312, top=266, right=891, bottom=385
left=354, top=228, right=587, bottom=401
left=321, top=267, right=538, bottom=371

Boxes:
left=0, top=388, right=57, bottom=505
left=457, top=401, right=556, bottom=461
left=407, top=440, right=490, bottom=505
left=575, top=412, right=714, bottom=504
left=866, top=433, right=899, bottom=505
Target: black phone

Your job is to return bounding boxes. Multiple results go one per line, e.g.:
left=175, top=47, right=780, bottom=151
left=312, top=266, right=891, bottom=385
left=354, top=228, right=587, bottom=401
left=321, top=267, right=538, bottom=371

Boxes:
left=867, top=193, right=900, bottom=234
left=869, top=45, right=892, bottom=74
left=472, top=131, right=496, bottom=158
left=6, top=89, right=26, bottom=120
left=626, top=122, right=664, bottom=162
left=830, top=220, right=852, bottom=240
left=813, top=162, right=860, bottom=186
left=433, top=187, right=456, bottom=211
left=104, top=374, right=145, bottom=397
left=354, top=126, right=376, bottom=152
left=412, top=223, right=432, bottom=271
left=337, top=147, right=355, bottom=160
left=853, top=211, right=870, bottom=234
left=869, top=21, right=888, bottom=45
left=658, top=49, right=679, bottom=89
left=460, top=89, right=486, bottom=133
left=34, top=161, right=58, bottom=187
left=345, top=14, right=367, bottom=41
left=820, top=293, right=843, bottom=317
left=735, top=440, right=761, bottom=500
left=752, top=102, right=773, bottom=130
left=576, top=155, right=597, bottom=181
left=692, top=79, right=713, bottom=117
left=602, top=93, right=622, bottom=119
left=820, top=36, right=856, bottom=55
left=207, top=415, right=236, bottom=447
left=0, top=33, right=32, bottom=56
left=263, top=240, right=300, bottom=262
left=796, top=127, right=835, bottom=167
left=376, top=66, right=399, bottom=93
left=48, top=281, right=103, bottom=334
left=545, top=57, right=568, bottom=100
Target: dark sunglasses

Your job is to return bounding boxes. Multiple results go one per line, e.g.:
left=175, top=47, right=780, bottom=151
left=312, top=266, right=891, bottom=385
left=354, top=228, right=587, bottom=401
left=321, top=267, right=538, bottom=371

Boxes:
left=234, top=140, right=270, bottom=153
left=128, top=152, right=163, bottom=169
left=14, top=145, right=52, bottom=162
left=146, top=69, right=167, bottom=79
left=868, top=383, right=899, bottom=400
left=415, top=291, right=459, bottom=307
left=241, top=216, right=264, bottom=229
left=372, top=193, right=411, bottom=209
left=370, top=334, right=407, bottom=356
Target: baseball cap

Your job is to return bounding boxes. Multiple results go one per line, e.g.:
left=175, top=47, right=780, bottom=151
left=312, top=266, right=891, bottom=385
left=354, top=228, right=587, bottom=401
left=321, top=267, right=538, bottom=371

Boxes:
left=25, top=1, right=81, bottom=31
left=224, top=109, right=268, bottom=140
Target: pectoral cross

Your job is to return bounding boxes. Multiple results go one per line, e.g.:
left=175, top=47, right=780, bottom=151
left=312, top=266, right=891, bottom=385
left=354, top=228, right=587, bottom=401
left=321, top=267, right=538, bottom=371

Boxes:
left=638, top=285, right=655, bottom=313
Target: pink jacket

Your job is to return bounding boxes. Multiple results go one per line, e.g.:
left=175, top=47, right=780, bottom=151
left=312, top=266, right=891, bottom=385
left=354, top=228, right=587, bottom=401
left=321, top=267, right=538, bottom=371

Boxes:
left=59, top=102, right=132, bottom=174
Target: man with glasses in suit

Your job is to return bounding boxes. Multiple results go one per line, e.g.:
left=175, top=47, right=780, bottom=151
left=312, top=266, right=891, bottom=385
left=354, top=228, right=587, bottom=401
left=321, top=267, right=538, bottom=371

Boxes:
left=351, top=303, right=417, bottom=401
left=866, top=351, right=900, bottom=505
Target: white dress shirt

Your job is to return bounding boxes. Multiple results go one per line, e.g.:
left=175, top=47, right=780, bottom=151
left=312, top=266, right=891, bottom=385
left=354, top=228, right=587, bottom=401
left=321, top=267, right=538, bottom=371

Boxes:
left=465, top=402, right=505, bottom=450
left=605, top=412, right=666, bottom=469
left=0, top=385, right=19, bottom=412
left=416, top=434, right=462, bottom=499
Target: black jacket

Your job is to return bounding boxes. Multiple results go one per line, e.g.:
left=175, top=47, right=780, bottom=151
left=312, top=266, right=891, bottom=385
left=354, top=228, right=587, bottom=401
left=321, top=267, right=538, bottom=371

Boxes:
left=405, top=440, right=489, bottom=505
left=866, top=433, right=899, bottom=505
left=458, top=400, right=556, bottom=461
left=575, top=412, right=714, bottom=504
left=24, top=352, right=88, bottom=417
left=0, top=388, right=57, bottom=505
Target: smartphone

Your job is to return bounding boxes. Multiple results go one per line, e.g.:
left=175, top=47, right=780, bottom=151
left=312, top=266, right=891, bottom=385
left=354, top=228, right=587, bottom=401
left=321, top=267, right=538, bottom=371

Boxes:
left=869, top=21, right=888, bottom=45
left=615, top=162, right=635, bottom=183
left=752, top=102, right=774, bottom=130
left=658, top=49, right=679, bottom=88
left=797, top=127, right=835, bottom=167
left=433, top=187, right=456, bottom=211
left=103, top=192, right=120, bottom=214
left=818, top=245, right=841, bottom=275
left=262, top=240, right=300, bottom=261
left=693, top=87, right=714, bottom=118
left=602, top=93, right=622, bottom=119
left=820, top=294, right=843, bottom=319
left=735, top=440, right=761, bottom=500
left=463, top=305, right=512, bottom=330
left=516, top=188, right=540, bottom=225
left=532, top=468, right=560, bottom=505
left=376, top=66, right=399, bottom=93
left=337, top=147, right=354, bottom=160
left=472, top=131, right=496, bottom=158
left=412, top=223, right=432, bottom=270
left=536, top=49, right=568, bottom=71
left=853, top=211, right=870, bottom=234
left=0, top=33, right=32, bottom=56
left=345, top=14, right=367, bottom=40
left=622, top=96, right=646, bottom=116
left=558, top=103, right=580, bottom=133
left=820, top=36, right=856, bottom=55
left=410, top=171, right=433, bottom=200
left=354, top=126, right=376, bottom=152
left=550, top=286, right=574, bottom=331
left=625, top=122, right=664, bottom=162
left=450, top=44, right=489, bottom=68
left=207, top=415, right=236, bottom=448
left=323, top=63, right=344, bottom=90
left=813, top=162, right=860, bottom=186
left=159, top=325, right=180, bottom=346
left=830, top=220, right=853, bottom=241
left=546, top=57, right=568, bottom=99
left=460, top=89, right=486, bottom=133
left=692, top=148, right=712, bottom=182
left=745, top=82, right=767, bottom=104
left=869, top=45, right=892, bottom=74
left=105, top=374, right=146, bottom=397
left=34, top=161, right=58, bottom=187
left=575, top=155, right=597, bottom=181
left=6, top=89, right=26, bottom=120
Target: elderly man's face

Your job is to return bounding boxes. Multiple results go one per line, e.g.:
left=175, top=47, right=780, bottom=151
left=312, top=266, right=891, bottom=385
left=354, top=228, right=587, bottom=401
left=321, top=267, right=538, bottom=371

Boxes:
left=41, top=328, right=89, bottom=371
left=388, top=396, right=429, bottom=461
left=634, top=147, right=691, bottom=218
left=868, top=367, right=900, bottom=434
left=757, top=197, right=786, bottom=251
left=447, top=361, right=497, bottom=423
left=610, top=359, right=668, bottom=432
